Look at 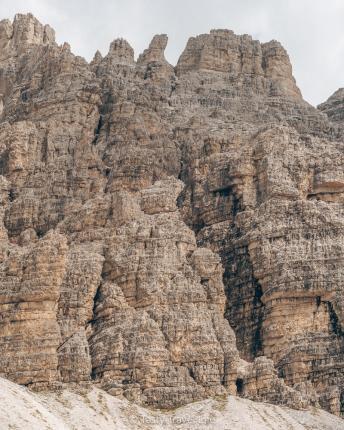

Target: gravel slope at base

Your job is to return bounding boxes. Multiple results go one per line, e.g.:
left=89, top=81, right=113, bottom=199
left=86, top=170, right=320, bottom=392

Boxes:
left=0, top=378, right=343, bottom=430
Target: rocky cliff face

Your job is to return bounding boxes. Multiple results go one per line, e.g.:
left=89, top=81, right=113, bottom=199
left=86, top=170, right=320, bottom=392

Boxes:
left=0, top=13, right=343, bottom=417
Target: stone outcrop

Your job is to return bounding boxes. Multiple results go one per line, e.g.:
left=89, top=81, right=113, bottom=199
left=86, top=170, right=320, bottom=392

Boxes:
left=175, top=29, right=301, bottom=99
left=0, top=13, right=343, bottom=417
left=0, top=231, right=67, bottom=386
left=319, top=88, right=344, bottom=126
left=0, top=13, right=55, bottom=54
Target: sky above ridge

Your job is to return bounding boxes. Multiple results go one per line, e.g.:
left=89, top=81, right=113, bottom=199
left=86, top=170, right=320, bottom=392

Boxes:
left=1, top=0, right=343, bottom=106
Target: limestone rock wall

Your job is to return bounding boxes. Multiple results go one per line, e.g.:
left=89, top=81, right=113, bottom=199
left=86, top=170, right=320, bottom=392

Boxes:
left=0, top=13, right=343, bottom=415
left=319, top=88, right=344, bottom=125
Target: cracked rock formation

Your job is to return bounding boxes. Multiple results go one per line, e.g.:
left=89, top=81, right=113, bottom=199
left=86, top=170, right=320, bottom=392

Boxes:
left=0, top=13, right=343, bottom=418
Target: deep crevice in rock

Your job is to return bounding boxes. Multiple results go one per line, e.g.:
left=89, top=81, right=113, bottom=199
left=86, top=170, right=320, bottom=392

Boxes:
left=92, top=115, right=103, bottom=145
left=236, top=378, right=244, bottom=395
left=326, top=301, right=344, bottom=337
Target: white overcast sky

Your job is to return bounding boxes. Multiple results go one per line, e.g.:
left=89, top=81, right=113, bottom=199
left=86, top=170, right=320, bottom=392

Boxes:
left=0, top=0, right=343, bottom=106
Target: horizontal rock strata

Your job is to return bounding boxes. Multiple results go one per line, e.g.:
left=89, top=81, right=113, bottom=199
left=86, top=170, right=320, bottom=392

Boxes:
left=0, top=13, right=343, bottom=415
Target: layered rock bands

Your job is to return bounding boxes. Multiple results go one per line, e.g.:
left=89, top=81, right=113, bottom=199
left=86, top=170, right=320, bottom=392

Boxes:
left=0, top=13, right=343, bottom=415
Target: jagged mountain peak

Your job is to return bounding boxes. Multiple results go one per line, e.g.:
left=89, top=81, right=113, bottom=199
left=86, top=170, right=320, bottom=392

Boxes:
left=0, top=12, right=343, bottom=427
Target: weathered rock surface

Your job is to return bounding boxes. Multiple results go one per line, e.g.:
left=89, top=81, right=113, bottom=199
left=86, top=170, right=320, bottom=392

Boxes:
left=0, top=13, right=343, bottom=418
left=319, top=88, right=344, bottom=129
